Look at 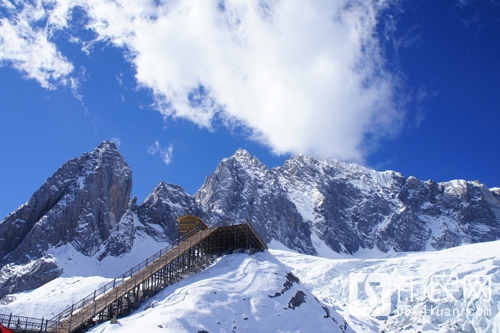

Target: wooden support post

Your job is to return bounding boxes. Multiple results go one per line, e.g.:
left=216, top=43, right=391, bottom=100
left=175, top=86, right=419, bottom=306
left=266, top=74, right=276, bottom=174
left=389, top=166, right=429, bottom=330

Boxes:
left=68, top=304, right=74, bottom=333
left=93, top=290, right=97, bottom=316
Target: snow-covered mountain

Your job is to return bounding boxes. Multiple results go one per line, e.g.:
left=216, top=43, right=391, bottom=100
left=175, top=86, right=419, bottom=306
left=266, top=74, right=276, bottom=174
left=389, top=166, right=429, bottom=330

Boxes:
left=0, top=141, right=132, bottom=261
left=1, top=240, right=498, bottom=333
left=0, top=141, right=134, bottom=298
left=15, top=251, right=353, bottom=333
left=196, top=149, right=315, bottom=254
left=0, top=142, right=499, bottom=332
left=197, top=149, right=500, bottom=255
left=0, top=142, right=196, bottom=298
left=1, top=142, right=499, bottom=300
left=136, top=181, right=207, bottom=243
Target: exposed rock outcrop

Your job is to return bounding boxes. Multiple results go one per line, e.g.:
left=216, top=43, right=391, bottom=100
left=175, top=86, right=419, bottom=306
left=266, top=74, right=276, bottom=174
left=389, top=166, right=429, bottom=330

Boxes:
left=137, top=182, right=207, bottom=242
left=0, top=255, right=61, bottom=299
left=196, top=150, right=500, bottom=255
left=0, top=141, right=133, bottom=297
left=195, top=149, right=315, bottom=254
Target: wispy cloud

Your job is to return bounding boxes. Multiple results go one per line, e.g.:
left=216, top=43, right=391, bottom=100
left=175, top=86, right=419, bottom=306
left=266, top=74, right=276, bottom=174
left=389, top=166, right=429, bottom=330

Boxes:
left=0, top=0, right=74, bottom=88
left=0, top=0, right=404, bottom=162
left=147, top=141, right=174, bottom=165
left=110, top=137, right=122, bottom=147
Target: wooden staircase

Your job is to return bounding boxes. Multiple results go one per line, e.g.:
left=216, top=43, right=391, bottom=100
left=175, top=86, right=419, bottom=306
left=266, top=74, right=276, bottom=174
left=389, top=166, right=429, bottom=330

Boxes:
left=0, top=222, right=267, bottom=333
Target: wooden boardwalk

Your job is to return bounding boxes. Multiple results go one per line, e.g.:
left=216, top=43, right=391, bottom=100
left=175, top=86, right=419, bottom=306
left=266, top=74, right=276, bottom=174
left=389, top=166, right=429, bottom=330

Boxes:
left=0, top=222, right=267, bottom=333
left=54, top=228, right=218, bottom=333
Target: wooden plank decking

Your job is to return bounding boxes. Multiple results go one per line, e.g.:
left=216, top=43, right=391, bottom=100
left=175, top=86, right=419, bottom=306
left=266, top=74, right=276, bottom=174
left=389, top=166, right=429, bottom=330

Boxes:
left=54, top=228, right=218, bottom=333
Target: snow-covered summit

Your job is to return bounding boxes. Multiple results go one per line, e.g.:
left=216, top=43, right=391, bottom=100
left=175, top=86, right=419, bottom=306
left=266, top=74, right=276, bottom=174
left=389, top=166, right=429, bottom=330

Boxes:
left=0, top=144, right=499, bottom=332
left=197, top=149, right=500, bottom=256
left=0, top=141, right=133, bottom=298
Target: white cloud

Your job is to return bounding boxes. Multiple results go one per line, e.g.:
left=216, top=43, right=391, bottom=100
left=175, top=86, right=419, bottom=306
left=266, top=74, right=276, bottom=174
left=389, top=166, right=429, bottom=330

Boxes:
left=147, top=140, right=160, bottom=155
left=110, top=137, right=122, bottom=147
left=0, top=0, right=74, bottom=88
left=1, top=0, right=403, bottom=162
left=147, top=141, right=174, bottom=165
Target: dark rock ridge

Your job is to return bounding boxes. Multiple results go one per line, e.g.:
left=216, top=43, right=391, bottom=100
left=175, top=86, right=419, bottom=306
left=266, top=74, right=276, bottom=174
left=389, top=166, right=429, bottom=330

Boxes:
left=196, top=150, right=500, bottom=255
left=0, top=256, right=61, bottom=299
left=0, top=142, right=209, bottom=299
left=1, top=143, right=499, bottom=298
left=0, top=141, right=133, bottom=297
left=136, top=181, right=207, bottom=243
left=0, top=141, right=132, bottom=263
left=195, top=149, right=315, bottom=254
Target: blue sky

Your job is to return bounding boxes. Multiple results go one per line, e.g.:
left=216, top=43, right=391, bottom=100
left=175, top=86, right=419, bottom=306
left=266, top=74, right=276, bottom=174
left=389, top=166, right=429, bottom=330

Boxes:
left=0, top=0, right=499, bottom=219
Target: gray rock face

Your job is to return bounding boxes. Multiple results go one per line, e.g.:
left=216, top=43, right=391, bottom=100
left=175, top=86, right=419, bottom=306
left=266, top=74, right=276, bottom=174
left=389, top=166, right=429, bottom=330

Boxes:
left=99, top=208, right=136, bottom=260
left=0, top=256, right=62, bottom=299
left=195, top=149, right=316, bottom=254
left=137, top=182, right=206, bottom=243
left=0, top=141, right=133, bottom=297
left=196, top=150, right=500, bottom=255
left=0, top=141, right=132, bottom=263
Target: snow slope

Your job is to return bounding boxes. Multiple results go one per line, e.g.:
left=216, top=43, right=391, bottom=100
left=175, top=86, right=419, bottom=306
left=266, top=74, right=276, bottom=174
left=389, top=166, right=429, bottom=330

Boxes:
left=47, top=225, right=169, bottom=278
left=87, top=252, right=353, bottom=333
left=0, top=252, right=353, bottom=333
left=0, top=241, right=498, bottom=332
left=0, top=276, right=111, bottom=318
left=273, top=240, right=500, bottom=333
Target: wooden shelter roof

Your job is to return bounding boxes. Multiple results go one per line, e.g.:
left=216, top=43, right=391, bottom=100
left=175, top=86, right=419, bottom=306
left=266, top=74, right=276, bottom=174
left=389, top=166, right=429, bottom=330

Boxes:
left=176, top=215, right=209, bottom=234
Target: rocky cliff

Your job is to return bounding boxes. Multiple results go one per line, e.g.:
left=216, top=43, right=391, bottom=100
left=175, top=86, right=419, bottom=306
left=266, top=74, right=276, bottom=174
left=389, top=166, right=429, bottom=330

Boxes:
left=136, top=181, right=207, bottom=243
left=195, top=149, right=315, bottom=254
left=0, top=141, right=133, bottom=297
left=196, top=150, right=500, bottom=255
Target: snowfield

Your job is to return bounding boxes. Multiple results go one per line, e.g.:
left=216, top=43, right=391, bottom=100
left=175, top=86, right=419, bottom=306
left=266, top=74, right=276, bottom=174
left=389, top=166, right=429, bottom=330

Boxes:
left=1, top=252, right=353, bottom=333
left=0, top=276, right=112, bottom=318
left=0, top=241, right=498, bottom=333
left=272, top=240, right=500, bottom=333
left=85, top=252, right=353, bottom=333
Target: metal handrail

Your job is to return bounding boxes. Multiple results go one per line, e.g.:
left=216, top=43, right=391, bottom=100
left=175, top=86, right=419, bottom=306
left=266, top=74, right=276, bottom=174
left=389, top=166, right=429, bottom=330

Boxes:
left=0, top=313, right=56, bottom=332
left=48, top=225, right=204, bottom=324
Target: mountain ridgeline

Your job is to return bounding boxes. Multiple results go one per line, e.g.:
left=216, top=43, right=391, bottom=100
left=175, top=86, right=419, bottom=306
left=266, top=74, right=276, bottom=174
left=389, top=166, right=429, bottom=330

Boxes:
left=1, top=141, right=499, bottom=298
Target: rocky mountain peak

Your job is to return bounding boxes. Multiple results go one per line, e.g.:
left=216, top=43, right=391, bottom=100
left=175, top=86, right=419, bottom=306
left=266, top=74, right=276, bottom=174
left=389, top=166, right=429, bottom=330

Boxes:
left=197, top=150, right=500, bottom=255
left=229, top=149, right=269, bottom=176
left=137, top=181, right=206, bottom=242
left=0, top=141, right=133, bottom=298
left=97, top=140, right=117, bottom=150
left=492, top=187, right=500, bottom=199
left=233, top=148, right=251, bottom=158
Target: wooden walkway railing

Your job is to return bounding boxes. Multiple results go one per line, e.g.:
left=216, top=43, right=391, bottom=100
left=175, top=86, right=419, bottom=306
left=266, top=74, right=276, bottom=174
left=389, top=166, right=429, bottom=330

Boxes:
left=0, top=313, right=56, bottom=333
